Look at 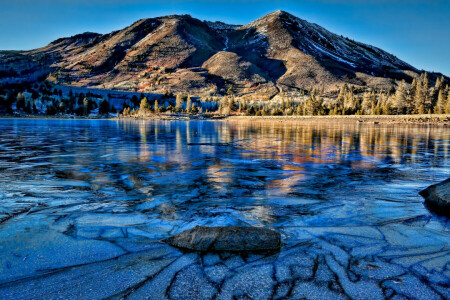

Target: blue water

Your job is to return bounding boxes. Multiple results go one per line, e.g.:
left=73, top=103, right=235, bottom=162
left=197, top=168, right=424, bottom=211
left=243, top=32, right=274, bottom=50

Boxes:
left=0, top=119, right=449, bottom=299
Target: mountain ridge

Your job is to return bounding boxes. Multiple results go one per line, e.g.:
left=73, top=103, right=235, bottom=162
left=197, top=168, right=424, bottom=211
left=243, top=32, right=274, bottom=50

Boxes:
left=1, top=11, right=447, bottom=97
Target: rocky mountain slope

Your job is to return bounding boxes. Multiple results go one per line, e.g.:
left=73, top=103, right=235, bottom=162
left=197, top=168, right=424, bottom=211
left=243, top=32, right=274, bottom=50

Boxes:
left=1, top=11, right=446, bottom=97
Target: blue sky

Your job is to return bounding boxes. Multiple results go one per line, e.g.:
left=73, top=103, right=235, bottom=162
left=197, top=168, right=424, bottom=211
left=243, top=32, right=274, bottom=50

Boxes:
left=0, top=0, right=449, bottom=75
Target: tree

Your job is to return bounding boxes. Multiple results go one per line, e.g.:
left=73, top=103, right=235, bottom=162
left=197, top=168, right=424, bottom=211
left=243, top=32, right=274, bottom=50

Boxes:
left=46, top=104, right=57, bottom=115
left=423, top=73, right=432, bottom=112
left=59, top=101, right=66, bottom=114
left=130, top=95, right=139, bottom=108
left=0, top=94, right=12, bottom=114
left=16, top=92, right=26, bottom=111
left=228, top=96, right=237, bottom=112
left=336, top=84, right=347, bottom=111
left=191, top=103, right=197, bottom=114
left=83, top=97, right=90, bottom=115
left=445, top=92, right=450, bottom=114
left=227, top=85, right=234, bottom=96
left=219, top=96, right=229, bottom=115
left=434, top=89, right=445, bottom=114
left=175, top=93, right=183, bottom=111
left=154, top=100, right=159, bottom=113
left=361, top=92, right=372, bottom=115
left=139, top=97, right=151, bottom=114
left=99, top=99, right=110, bottom=115
left=382, top=98, right=393, bottom=115
left=394, top=80, right=407, bottom=114
left=186, top=94, right=192, bottom=113
left=414, top=74, right=426, bottom=113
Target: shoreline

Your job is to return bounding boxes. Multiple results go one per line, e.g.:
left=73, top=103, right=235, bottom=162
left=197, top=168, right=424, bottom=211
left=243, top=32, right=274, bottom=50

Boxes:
left=225, top=114, right=450, bottom=125
left=0, top=114, right=449, bottom=125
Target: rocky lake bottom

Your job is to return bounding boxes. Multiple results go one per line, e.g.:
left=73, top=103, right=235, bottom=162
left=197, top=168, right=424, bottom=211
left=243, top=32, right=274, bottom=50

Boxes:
left=0, top=119, right=448, bottom=299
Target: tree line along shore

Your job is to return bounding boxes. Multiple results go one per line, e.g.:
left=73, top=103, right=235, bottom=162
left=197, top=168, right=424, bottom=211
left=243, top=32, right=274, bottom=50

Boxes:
left=0, top=72, right=449, bottom=119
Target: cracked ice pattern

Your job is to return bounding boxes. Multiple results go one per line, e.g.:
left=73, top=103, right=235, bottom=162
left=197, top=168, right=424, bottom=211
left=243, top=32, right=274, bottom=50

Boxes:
left=0, top=119, right=449, bottom=299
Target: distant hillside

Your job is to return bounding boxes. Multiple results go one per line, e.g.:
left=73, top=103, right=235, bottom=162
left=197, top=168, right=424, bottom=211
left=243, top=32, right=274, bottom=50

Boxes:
left=0, top=11, right=448, bottom=98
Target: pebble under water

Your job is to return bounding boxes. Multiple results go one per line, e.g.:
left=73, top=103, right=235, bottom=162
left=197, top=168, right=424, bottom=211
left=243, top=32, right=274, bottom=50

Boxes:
left=0, top=119, right=449, bottom=299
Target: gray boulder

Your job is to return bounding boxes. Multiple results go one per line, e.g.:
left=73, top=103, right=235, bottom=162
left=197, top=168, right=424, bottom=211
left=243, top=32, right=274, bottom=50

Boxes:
left=164, top=226, right=282, bottom=252
left=419, top=178, right=450, bottom=216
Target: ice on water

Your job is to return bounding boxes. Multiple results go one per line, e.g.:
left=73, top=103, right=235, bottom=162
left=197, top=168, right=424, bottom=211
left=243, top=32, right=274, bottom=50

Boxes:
left=0, top=119, right=449, bottom=299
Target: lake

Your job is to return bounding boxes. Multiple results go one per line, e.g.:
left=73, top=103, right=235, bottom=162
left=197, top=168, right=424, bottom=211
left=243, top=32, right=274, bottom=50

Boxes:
left=0, top=119, right=449, bottom=299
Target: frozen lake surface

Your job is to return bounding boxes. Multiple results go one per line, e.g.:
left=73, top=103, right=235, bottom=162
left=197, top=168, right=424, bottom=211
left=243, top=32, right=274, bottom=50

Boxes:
left=0, top=119, right=449, bottom=299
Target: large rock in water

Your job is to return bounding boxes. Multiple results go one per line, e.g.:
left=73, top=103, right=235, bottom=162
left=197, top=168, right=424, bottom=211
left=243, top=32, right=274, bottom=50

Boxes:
left=419, top=178, right=450, bottom=216
left=164, top=226, right=282, bottom=252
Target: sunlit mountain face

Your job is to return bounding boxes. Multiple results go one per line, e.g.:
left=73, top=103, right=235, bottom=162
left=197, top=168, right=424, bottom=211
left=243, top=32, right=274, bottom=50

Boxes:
left=1, top=11, right=447, bottom=97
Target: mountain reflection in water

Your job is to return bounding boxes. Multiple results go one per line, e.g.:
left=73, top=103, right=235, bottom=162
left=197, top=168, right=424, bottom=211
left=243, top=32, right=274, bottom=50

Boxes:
left=0, top=119, right=448, bottom=299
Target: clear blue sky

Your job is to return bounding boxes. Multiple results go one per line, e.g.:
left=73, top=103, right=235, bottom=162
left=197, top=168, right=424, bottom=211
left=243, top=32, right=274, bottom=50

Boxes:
left=1, top=0, right=449, bottom=75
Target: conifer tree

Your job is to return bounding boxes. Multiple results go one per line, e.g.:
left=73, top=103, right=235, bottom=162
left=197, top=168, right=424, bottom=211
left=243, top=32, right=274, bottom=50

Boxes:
left=394, top=81, right=407, bottom=114
left=16, top=92, right=25, bottom=111
left=423, top=73, right=432, bottom=112
left=219, top=96, right=229, bottom=115
left=186, top=95, right=192, bottom=113
left=361, top=92, right=372, bottom=115
left=139, top=97, right=150, bottom=114
left=83, top=97, right=90, bottom=115
left=414, top=74, right=426, bottom=113
left=175, top=93, right=183, bottom=111
left=99, top=99, right=110, bottom=115
left=154, top=100, right=159, bottom=113
left=445, top=92, right=450, bottom=114
left=228, top=96, right=236, bottom=112
left=434, top=89, right=445, bottom=114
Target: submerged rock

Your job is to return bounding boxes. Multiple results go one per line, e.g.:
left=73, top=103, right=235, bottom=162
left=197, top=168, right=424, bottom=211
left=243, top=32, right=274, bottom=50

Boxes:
left=164, top=226, right=282, bottom=252
left=419, top=178, right=450, bottom=216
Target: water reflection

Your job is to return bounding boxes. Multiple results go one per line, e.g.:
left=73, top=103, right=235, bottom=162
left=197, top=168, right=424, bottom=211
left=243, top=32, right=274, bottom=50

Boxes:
left=0, top=119, right=449, bottom=298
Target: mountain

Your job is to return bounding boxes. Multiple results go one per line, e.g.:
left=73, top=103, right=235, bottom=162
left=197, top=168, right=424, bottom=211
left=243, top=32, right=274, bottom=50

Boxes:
left=0, top=11, right=446, bottom=97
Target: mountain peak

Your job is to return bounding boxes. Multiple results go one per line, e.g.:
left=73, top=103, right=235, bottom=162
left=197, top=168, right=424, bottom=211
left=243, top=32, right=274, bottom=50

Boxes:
left=8, top=11, right=442, bottom=97
left=271, top=10, right=293, bottom=17
left=241, top=10, right=299, bottom=30
left=262, top=10, right=298, bottom=21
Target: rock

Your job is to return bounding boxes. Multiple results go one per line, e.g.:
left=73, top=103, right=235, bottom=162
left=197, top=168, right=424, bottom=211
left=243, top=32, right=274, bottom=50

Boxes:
left=164, top=226, right=282, bottom=252
left=419, top=178, right=450, bottom=216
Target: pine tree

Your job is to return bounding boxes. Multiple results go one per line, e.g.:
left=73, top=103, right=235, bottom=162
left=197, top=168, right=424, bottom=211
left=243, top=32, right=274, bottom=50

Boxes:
left=59, top=101, right=66, bottom=114
left=24, top=102, right=32, bottom=114
left=32, top=103, right=38, bottom=114
left=434, top=89, right=445, bottom=114
left=295, top=104, right=303, bottom=115
left=154, top=100, right=159, bottom=113
left=175, top=93, right=183, bottom=111
left=16, top=92, right=26, bottom=111
left=228, top=96, right=236, bottom=112
left=361, top=92, right=372, bottom=115
left=219, top=96, right=229, bottom=115
left=139, top=97, right=150, bottom=115
left=99, top=99, right=110, bottom=115
left=186, top=95, right=192, bottom=113
left=423, top=73, right=432, bottom=112
left=445, top=92, right=450, bottom=114
left=418, top=104, right=425, bottom=114
left=382, top=97, right=393, bottom=115
left=394, top=81, right=407, bottom=114
left=343, top=90, right=355, bottom=114
left=414, top=74, right=425, bottom=113
left=83, top=97, right=90, bottom=115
